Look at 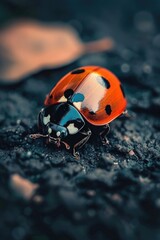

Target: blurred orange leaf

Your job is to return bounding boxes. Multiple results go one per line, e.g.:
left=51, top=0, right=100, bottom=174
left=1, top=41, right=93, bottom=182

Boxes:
left=0, top=21, right=114, bottom=83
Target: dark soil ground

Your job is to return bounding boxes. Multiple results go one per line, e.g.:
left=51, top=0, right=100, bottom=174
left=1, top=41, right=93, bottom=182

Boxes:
left=0, top=1, right=160, bottom=240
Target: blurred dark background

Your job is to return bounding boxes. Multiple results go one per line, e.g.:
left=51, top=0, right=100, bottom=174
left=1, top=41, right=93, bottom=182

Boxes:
left=1, top=0, right=160, bottom=24
left=1, top=0, right=160, bottom=38
left=0, top=1, right=160, bottom=240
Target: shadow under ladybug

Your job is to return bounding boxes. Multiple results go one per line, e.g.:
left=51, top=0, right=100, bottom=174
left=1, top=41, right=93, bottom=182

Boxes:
left=30, top=66, right=127, bottom=159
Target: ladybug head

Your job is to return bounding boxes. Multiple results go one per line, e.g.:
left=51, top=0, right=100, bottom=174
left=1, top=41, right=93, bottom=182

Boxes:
left=30, top=103, right=85, bottom=147
left=37, top=107, right=68, bottom=142
left=29, top=105, right=69, bottom=146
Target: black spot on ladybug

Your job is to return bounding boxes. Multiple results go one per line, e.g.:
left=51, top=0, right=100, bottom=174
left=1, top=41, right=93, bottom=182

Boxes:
left=73, top=119, right=84, bottom=129
left=89, top=111, right=96, bottom=115
left=49, top=94, right=53, bottom=99
left=120, top=84, right=126, bottom=98
left=71, top=69, right=85, bottom=74
left=64, top=89, right=74, bottom=99
left=65, top=119, right=84, bottom=131
left=72, top=93, right=85, bottom=102
left=105, top=105, right=112, bottom=115
left=97, top=76, right=110, bottom=89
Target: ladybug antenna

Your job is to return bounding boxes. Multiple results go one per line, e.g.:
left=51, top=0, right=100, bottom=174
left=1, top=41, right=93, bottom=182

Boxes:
left=29, top=133, right=49, bottom=139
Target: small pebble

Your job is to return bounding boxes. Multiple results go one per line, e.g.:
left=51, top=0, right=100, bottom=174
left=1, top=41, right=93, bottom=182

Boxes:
left=111, top=194, right=122, bottom=203
left=128, top=150, right=138, bottom=159
left=16, top=119, right=21, bottom=125
left=121, top=63, right=130, bottom=73
left=155, top=198, right=160, bottom=208
left=139, top=176, right=151, bottom=184
left=26, top=151, right=32, bottom=157
left=86, top=190, right=96, bottom=197
left=123, top=136, right=130, bottom=142
left=134, top=11, right=155, bottom=32
left=143, top=64, right=152, bottom=74
left=129, top=150, right=135, bottom=156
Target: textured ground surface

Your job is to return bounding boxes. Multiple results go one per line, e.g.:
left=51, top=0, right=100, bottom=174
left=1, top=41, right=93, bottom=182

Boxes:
left=0, top=1, right=160, bottom=240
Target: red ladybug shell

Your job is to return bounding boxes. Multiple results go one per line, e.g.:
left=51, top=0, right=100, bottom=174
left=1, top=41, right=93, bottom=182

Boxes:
left=45, top=66, right=127, bottom=126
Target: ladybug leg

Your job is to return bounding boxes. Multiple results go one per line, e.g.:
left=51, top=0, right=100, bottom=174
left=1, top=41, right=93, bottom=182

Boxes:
left=61, top=141, right=70, bottom=150
left=99, top=124, right=110, bottom=145
left=72, top=129, right=92, bottom=159
left=72, top=148, right=80, bottom=159
left=29, top=133, right=48, bottom=139
left=122, top=109, right=131, bottom=118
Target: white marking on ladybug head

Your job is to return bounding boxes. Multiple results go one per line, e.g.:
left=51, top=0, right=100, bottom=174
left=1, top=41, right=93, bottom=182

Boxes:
left=48, top=128, right=52, bottom=134
left=58, top=95, right=67, bottom=102
left=43, top=115, right=50, bottom=125
left=56, top=131, right=61, bottom=137
left=67, top=123, right=79, bottom=135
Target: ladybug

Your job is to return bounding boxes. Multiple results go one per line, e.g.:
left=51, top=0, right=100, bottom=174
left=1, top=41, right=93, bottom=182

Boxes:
left=30, top=66, right=127, bottom=158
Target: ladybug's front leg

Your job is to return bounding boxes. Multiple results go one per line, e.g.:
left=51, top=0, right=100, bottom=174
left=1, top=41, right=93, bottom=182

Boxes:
left=99, top=124, right=110, bottom=145
left=72, top=129, right=92, bottom=159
